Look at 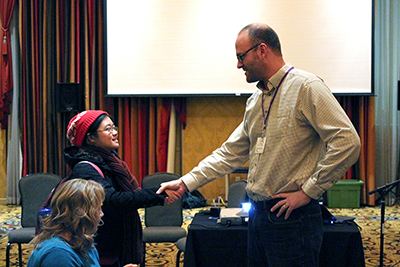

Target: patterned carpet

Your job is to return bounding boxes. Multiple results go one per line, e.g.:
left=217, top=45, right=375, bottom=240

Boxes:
left=0, top=204, right=399, bottom=267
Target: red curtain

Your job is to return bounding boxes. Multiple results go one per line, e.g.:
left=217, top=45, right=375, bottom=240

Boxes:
left=18, top=0, right=105, bottom=175
left=115, top=97, right=186, bottom=184
left=336, top=96, right=375, bottom=206
left=157, top=98, right=172, bottom=173
left=156, top=97, right=187, bottom=173
left=0, top=0, right=16, bottom=129
left=18, top=0, right=187, bottom=181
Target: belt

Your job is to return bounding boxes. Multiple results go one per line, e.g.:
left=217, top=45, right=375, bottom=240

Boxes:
left=250, top=198, right=282, bottom=212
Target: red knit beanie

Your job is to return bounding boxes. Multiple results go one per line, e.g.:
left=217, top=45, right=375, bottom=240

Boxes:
left=66, top=110, right=109, bottom=146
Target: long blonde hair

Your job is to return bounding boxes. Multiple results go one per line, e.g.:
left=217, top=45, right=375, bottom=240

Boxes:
left=31, top=178, right=105, bottom=259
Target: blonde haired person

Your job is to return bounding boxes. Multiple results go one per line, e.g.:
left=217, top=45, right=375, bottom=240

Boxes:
left=27, top=179, right=137, bottom=267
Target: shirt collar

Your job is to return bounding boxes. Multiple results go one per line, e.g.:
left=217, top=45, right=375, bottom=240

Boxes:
left=257, top=63, right=292, bottom=92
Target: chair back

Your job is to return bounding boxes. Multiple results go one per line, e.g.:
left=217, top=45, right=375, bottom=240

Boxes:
left=19, top=173, right=62, bottom=227
left=227, top=180, right=248, bottom=208
left=142, top=172, right=183, bottom=227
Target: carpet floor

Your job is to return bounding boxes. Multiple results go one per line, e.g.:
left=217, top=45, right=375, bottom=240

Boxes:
left=0, top=204, right=399, bottom=267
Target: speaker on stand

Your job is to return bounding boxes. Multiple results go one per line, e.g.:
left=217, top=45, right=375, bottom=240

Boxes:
left=56, top=82, right=83, bottom=175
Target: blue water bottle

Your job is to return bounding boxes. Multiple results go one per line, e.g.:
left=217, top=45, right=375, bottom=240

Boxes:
left=38, top=208, right=52, bottom=231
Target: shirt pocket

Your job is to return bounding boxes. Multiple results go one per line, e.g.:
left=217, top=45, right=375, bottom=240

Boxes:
left=267, top=107, right=292, bottom=140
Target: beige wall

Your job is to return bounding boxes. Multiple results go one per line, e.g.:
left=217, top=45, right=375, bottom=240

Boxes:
left=182, top=96, right=248, bottom=202
left=0, top=130, right=7, bottom=203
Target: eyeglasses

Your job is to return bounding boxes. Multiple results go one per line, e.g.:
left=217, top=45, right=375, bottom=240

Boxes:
left=97, top=126, right=119, bottom=133
left=236, top=43, right=261, bottom=62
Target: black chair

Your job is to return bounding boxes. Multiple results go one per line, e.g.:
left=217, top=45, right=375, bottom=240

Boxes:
left=227, top=179, right=248, bottom=208
left=141, top=172, right=187, bottom=267
left=175, top=236, right=186, bottom=267
left=6, top=173, right=62, bottom=267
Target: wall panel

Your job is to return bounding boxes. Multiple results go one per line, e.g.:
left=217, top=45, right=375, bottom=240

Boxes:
left=182, top=97, right=247, bottom=201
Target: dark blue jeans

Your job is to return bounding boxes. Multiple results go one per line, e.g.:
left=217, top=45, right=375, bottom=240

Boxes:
left=248, top=199, right=323, bottom=267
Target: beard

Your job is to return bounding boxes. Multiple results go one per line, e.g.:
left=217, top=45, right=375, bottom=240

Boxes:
left=244, top=67, right=260, bottom=83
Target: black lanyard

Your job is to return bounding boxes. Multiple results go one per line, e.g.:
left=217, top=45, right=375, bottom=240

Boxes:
left=261, top=67, right=294, bottom=134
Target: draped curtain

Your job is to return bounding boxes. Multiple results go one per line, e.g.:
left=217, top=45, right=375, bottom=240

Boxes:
left=4, top=1, right=22, bottom=204
left=0, top=0, right=16, bottom=128
left=374, top=0, right=400, bottom=203
left=115, top=97, right=186, bottom=182
left=8, top=0, right=374, bottom=205
left=336, top=96, right=376, bottom=206
left=19, top=0, right=82, bottom=176
left=15, top=0, right=185, bottom=186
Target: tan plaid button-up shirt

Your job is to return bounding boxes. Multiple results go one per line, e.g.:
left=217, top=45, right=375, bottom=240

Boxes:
left=182, top=64, right=361, bottom=201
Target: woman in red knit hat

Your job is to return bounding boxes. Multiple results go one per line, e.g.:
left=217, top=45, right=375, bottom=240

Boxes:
left=64, top=110, right=168, bottom=267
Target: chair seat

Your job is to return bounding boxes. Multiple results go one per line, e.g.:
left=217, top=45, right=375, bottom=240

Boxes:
left=142, top=227, right=186, bottom=243
left=8, top=227, right=36, bottom=243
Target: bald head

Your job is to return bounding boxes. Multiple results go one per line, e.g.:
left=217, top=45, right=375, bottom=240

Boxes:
left=239, top=23, right=282, bottom=57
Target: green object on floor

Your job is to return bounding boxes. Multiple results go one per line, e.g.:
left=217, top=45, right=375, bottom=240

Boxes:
left=327, top=180, right=364, bottom=208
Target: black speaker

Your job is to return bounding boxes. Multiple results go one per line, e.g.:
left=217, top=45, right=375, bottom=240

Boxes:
left=56, top=83, right=83, bottom=113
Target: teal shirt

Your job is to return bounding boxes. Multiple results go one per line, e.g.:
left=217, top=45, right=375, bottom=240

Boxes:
left=27, top=236, right=100, bottom=267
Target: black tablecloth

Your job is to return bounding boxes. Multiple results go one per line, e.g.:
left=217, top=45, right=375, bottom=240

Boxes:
left=184, top=213, right=365, bottom=267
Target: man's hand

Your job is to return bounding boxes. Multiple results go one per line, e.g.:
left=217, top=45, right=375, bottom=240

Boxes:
left=157, top=179, right=188, bottom=204
left=164, top=189, right=183, bottom=204
left=270, top=190, right=311, bottom=219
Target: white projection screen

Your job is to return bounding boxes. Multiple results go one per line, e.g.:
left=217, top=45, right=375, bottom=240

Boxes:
left=106, top=0, right=374, bottom=97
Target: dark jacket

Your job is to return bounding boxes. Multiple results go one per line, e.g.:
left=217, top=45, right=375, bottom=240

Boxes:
left=64, top=146, right=165, bottom=265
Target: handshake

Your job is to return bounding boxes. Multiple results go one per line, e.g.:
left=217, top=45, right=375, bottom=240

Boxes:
left=157, top=178, right=189, bottom=205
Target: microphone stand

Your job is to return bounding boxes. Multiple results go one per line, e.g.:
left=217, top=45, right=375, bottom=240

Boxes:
left=368, top=180, right=400, bottom=267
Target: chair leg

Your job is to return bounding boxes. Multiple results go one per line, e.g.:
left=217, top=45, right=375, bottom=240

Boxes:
left=176, top=250, right=183, bottom=267
left=142, top=242, right=146, bottom=267
left=6, top=242, right=27, bottom=267
left=6, top=242, right=11, bottom=267
left=18, top=243, right=23, bottom=267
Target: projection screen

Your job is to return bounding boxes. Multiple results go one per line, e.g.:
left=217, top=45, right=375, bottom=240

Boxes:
left=106, top=0, right=373, bottom=96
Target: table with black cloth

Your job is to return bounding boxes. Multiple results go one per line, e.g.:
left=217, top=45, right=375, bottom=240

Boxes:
left=183, top=213, right=365, bottom=267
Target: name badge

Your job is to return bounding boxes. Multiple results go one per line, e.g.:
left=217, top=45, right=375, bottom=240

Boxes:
left=255, top=137, right=266, bottom=154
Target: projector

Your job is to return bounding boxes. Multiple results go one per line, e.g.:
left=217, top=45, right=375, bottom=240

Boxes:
left=218, top=208, right=244, bottom=226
